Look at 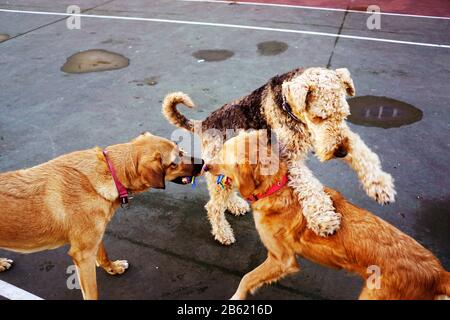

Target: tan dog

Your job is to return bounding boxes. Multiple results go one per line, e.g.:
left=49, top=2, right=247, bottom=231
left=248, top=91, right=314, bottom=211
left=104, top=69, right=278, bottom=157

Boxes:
left=205, top=131, right=449, bottom=300
left=0, top=132, right=203, bottom=300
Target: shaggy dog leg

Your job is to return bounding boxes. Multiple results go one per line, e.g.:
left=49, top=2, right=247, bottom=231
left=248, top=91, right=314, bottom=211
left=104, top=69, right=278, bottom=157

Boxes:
left=227, top=192, right=250, bottom=216
left=343, top=126, right=396, bottom=205
left=230, top=254, right=299, bottom=300
left=0, top=258, right=13, bottom=272
left=205, top=173, right=236, bottom=245
left=288, top=160, right=341, bottom=236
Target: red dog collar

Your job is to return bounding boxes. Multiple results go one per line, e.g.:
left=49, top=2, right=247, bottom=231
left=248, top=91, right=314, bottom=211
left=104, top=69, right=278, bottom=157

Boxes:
left=246, top=175, right=289, bottom=203
left=103, top=150, right=129, bottom=208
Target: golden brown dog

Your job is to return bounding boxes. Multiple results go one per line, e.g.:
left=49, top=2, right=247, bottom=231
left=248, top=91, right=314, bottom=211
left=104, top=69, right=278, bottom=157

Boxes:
left=205, top=131, right=449, bottom=300
left=0, top=132, right=203, bottom=300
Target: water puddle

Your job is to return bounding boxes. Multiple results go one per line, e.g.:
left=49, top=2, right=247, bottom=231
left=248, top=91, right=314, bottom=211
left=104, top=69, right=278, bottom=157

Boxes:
left=347, top=96, right=422, bottom=128
left=192, top=49, right=234, bottom=62
left=257, top=41, right=288, bottom=56
left=0, top=34, right=10, bottom=42
left=61, top=49, right=129, bottom=74
left=100, top=38, right=126, bottom=45
left=130, top=76, right=159, bottom=86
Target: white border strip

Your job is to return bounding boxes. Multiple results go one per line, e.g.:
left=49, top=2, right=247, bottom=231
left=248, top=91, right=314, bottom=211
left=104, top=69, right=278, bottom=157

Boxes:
left=179, top=0, right=450, bottom=20
left=0, top=280, right=43, bottom=300
left=0, top=9, right=449, bottom=48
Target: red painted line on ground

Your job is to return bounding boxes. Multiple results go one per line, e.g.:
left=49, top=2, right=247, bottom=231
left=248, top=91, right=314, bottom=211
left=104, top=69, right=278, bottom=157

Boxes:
left=235, top=0, right=450, bottom=18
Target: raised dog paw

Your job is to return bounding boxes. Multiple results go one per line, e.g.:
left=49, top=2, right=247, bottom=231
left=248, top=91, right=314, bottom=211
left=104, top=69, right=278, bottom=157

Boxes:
left=0, top=258, right=13, bottom=272
left=104, top=260, right=129, bottom=275
left=307, top=210, right=342, bottom=237
left=365, top=173, right=396, bottom=205
left=227, top=195, right=250, bottom=216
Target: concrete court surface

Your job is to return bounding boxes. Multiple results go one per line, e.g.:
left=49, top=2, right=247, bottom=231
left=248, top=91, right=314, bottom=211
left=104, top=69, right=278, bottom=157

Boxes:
left=0, top=0, right=449, bottom=300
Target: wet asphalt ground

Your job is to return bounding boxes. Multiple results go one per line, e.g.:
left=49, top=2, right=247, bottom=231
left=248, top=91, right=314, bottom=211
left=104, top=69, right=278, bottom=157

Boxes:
left=0, top=0, right=449, bottom=300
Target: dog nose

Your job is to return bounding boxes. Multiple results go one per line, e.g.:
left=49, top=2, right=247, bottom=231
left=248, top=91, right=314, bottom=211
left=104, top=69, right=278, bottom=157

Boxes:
left=192, top=158, right=204, bottom=175
left=334, top=146, right=348, bottom=158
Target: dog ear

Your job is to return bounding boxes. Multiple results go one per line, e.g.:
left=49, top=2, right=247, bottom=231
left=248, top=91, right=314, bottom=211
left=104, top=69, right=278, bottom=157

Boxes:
left=235, top=163, right=257, bottom=199
left=336, top=68, right=356, bottom=97
left=282, top=80, right=310, bottom=118
left=139, top=153, right=166, bottom=189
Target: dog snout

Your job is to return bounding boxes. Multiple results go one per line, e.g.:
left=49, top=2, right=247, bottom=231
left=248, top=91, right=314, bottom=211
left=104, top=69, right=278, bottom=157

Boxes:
left=192, top=158, right=204, bottom=176
left=333, top=145, right=348, bottom=158
left=202, top=163, right=218, bottom=175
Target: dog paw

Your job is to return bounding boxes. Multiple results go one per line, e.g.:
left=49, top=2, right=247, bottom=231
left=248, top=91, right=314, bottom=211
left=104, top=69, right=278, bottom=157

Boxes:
left=0, top=258, right=13, bottom=272
left=104, top=260, right=129, bottom=275
left=212, top=224, right=236, bottom=245
left=227, top=195, right=250, bottom=216
left=230, top=293, right=244, bottom=300
left=365, top=173, right=396, bottom=205
left=307, top=210, right=342, bottom=237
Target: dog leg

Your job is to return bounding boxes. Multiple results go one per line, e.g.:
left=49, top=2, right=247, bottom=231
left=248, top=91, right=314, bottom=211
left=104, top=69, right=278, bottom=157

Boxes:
left=205, top=173, right=236, bottom=245
left=96, top=242, right=129, bottom=275
left=358, top=285, right=392, bottom=300
left=358, top=286, right=378, bottom=300
left=227, top=192, right=250, bottom=216
left=343, top=126, right=396, bottom=205
left=0, top=258, right=13, bottom=272
left=69, top=246, right=99, bottom=300
left=288, top=161, right=341, bottom=236
left=231, top=254, right=299, bottom=300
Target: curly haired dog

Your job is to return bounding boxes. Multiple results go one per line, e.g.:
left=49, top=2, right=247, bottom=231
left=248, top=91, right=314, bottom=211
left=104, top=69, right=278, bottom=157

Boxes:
left=0, top=132, right=203, bottom=299
left=205, top=131, right=449, bottom=300
left=163, top=67, right=396, bottom=244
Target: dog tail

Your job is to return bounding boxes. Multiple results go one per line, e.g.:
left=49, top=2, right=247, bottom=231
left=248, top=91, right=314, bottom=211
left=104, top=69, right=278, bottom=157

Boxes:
left=162, top=92, right=196, bottom=132
left=436, top=271, right=450, bottom=299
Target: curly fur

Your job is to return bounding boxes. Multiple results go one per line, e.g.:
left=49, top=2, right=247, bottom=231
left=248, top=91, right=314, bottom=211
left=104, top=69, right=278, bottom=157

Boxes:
left=162, top=67, right=396, bottom=244
left=162, top=92, right=196, bottom=131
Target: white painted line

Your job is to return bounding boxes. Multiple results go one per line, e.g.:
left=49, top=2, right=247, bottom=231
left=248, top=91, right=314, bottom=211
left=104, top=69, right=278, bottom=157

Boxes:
left=0, top=9, right=449, bottom=48
left=0, top=280, right=43, bottom=300
left=179, top=0, right=450, bottom=20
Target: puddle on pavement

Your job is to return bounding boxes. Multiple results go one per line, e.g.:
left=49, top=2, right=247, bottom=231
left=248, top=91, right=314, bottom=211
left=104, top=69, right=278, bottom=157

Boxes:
left=192, top=49, right=234, bottom=62
left=130, top=76, right=159, bottom=86
left=100, top=38, right=126, bottom=45
left=0, top=34, right=10, bottom=42
left=61, top=49, right=129, bottom=74
left=257, top=41, right=288, bottom=56
left=347, top=96, right=423, bottom=128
